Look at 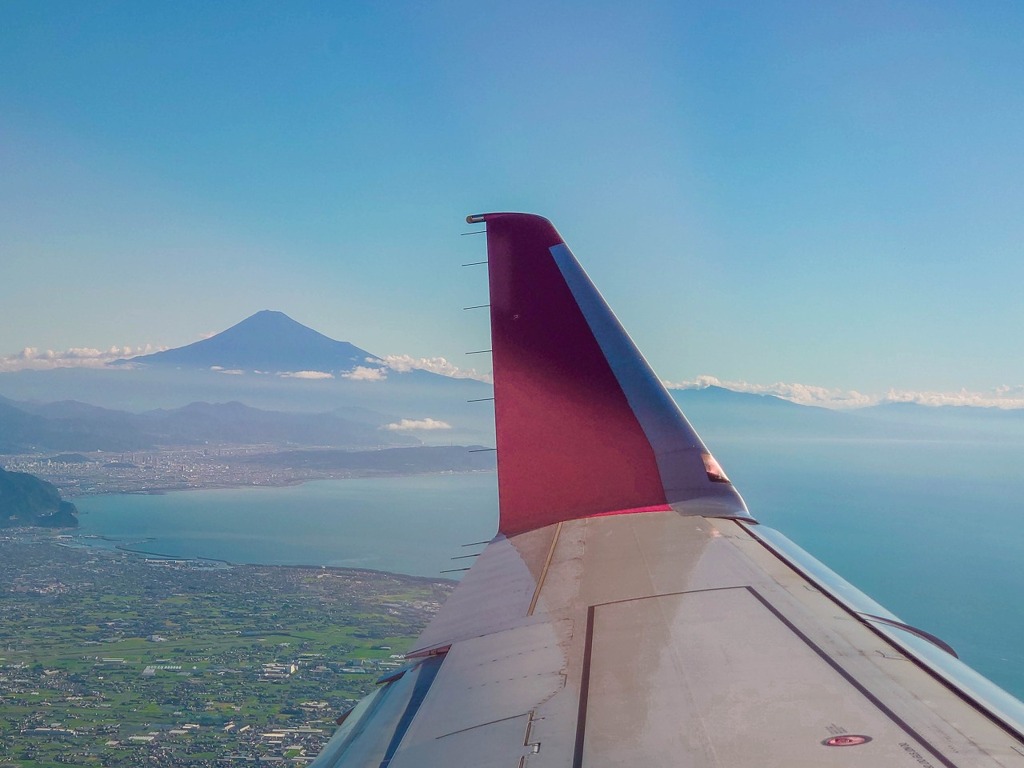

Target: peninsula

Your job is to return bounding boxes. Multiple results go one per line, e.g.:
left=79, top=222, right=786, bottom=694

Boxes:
left=0, top=466, right=78, bottom=528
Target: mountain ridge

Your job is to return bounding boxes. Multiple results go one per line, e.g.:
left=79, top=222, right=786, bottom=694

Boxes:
left=0, top=466, right=78, bottom=528
left=118, top=310, right=378, bottom=373
left=0, top=398, right=417, bottom=453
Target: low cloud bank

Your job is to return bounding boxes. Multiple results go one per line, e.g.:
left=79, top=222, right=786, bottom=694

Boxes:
left=382, top=354, right=492, bottom=383
left=880, top=386, right=1024, bottom=409
left=341, top=365, right=387, bottom=382
left=279, top=370, right=335, bottom=380
left=663, top=375, right=873, bottom=409
left=383, top=417, right=452, bottom=431
left=6, top=342, right=1021, bottom=410
left=665, top=375, right=1024, bottom=410
left=0, top=344, right=165, bottom=372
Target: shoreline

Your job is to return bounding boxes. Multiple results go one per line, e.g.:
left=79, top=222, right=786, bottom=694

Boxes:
left=14, top=471, right=498, bottom=583
left=15, top=528, right=460, bottom=584
left=1, top=444, right=497, bottom=501
left=64, top=467, right=496, bottom=500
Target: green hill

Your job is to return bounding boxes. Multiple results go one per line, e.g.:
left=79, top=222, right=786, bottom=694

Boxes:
left=0, top=467, right=78, bottom=528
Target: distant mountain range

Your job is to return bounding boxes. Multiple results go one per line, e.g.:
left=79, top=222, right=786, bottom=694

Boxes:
left=673, top=386, right=1024, bottom=444
left=4, top=313, right=1023, bottom=452
left=3, top=383, right=1022, bottom=457
left=118, top=310, right=378, bottom=373
left=0, top=397, right=417, bottom=453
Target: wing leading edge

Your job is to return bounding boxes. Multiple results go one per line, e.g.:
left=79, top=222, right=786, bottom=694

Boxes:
left=310, top=214, right=1024, bottom=767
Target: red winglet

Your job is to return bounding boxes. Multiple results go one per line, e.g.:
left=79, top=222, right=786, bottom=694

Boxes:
left=482, top=214, right=668, bottom=535
left=473, top=213, right=750, bottom=536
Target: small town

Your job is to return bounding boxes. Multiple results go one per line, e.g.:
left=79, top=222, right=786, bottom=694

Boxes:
left=1, top=447, right=391, bottom=498
left=0, top=532, right=453, bottom=766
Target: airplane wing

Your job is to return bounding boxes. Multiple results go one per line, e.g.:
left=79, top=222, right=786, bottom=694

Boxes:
left=311, top=213, right=1024, bottom=767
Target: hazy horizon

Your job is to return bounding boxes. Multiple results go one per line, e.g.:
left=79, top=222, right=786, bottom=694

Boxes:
left=5, top=306, right=1024, bottom=412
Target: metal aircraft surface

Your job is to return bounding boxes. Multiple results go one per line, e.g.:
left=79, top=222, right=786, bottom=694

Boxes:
left=310, top=213, right=1024, bottom=767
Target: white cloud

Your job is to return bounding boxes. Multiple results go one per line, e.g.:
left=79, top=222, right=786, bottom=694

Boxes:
left=341, top=365, right=387, bottom=382
left=663, top=375, right=1024, bottom=410
left=383, top=417, right=453, bottom=431
left=382, top=354, right=492, bottom=383
left=279, top=370, right=335, bottom=380
left=5, top=341, right=1021, bottom=411
left=211, top=366, right=245, bottom=375
left=880, top=388, right=1024, bottom=409
left=0, top=344, right=165, bottom=372
left=662, top=375, right=873, bottom=409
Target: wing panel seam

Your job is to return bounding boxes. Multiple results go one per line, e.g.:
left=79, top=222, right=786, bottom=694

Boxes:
left=434, top=712, right=530, bottom=740
left=571, top=586, right=960, bottom=768
left=528, top=522, right=562, bottom=616
left=740, top=520, right=1024, bottom=743
left=744, top=587, right=960, bottom=768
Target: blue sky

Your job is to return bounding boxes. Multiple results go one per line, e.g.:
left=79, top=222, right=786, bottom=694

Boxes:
left=3, top=1, right=1023, bottom=406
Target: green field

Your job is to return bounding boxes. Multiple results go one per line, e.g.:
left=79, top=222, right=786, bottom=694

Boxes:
left=0, top=535, right=453, bottom=767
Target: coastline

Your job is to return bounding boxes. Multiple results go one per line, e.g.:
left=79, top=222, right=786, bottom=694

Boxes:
left=12, top=527, right=461, bottom=584
left=69, top=472, right=499, bottom=579
left=1, top=445, right=497, bottom=500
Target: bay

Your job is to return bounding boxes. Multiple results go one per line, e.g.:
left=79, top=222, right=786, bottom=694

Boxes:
left=74, top=472, right=499, bottom=577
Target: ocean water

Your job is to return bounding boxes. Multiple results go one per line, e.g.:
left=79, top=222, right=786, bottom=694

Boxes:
left=71, top=439, right=1024, bottom=702
left=714, top=435, right=1024, bottom=702
left=74, top=473, right=499, bottom=577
